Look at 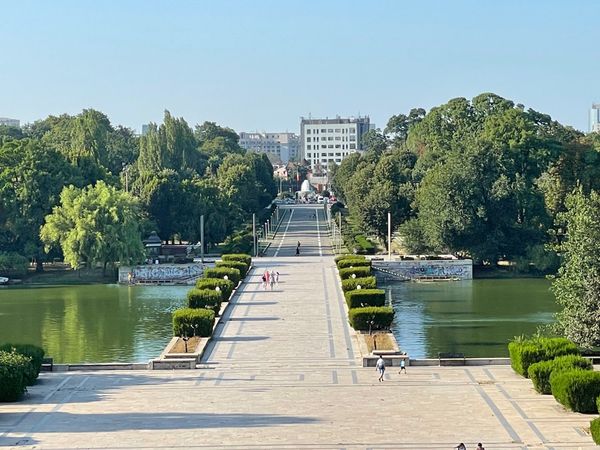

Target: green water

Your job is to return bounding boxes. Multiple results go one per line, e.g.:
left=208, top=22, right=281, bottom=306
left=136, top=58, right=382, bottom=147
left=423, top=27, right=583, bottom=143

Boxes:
left=0, top=285, right=188, bottom=363
left=386, top=278, right=559, bottom=358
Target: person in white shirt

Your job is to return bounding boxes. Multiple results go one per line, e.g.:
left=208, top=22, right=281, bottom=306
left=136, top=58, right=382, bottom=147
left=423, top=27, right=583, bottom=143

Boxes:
left=375, top=355, right=385, bottom=382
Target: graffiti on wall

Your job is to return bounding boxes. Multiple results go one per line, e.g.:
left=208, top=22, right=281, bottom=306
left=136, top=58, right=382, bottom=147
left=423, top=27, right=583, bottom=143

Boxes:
left=374, top=260, right=473, bottom=280
left=118, top=264, right=204, bottom=284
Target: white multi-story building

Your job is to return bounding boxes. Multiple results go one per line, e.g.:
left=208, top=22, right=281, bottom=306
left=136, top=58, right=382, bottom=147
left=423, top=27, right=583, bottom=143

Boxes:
left=0, top=117, right=20, bottom=128
left=300, top=116, right=370, bottom=173
left=238, top=132, right=299, bottom=163
left=591, top=104, right=600, bottom=133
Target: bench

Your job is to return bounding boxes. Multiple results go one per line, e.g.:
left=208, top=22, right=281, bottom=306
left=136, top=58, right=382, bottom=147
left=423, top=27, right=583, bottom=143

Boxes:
left=438, top=352, right=465, bottom=366
left=41, top=357, right=53, bottom=372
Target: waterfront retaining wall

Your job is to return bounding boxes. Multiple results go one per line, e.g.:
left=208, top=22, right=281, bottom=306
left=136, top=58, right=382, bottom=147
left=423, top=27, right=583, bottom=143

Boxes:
left=372, top=259, right=473, bottom=280
left=118, top=264, right=204, bottom=285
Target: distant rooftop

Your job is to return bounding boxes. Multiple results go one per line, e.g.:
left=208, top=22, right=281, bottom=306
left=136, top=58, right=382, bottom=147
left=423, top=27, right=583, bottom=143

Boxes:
left=300, top=115, right=369, bottom=125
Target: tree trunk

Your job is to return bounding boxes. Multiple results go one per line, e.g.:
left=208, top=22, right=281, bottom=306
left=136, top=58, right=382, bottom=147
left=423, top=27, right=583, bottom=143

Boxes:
left=35, top=255, right=44, bottom=273
left=103, top=260, right=108, bottom=276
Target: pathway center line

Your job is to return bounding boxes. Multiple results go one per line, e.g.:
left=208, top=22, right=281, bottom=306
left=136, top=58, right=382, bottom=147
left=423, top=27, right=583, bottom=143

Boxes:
left=274, top=209, right=294, bottom=257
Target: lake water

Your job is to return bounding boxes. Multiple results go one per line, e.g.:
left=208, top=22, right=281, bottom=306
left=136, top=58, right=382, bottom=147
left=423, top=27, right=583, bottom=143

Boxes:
left=385, top=278, right=559, bottom=358
left=0, top=284, right=188, bottom=363
left=0, top=278, right=559, bottom=363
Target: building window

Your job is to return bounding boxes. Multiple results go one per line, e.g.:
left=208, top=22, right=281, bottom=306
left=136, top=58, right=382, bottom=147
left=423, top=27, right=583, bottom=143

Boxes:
left=328, top=137, right=333, bottom=141
left=349, top=136, right=356, bottom=141
left=335, top=136, right=341, bottom=140
left=322, top=145, right=327, bottom=149
left=307, top=153, right=312, bottom=158
left=350, top=144, right=356, bottom=149
left=307, top=145, right=311, bottom=150
left=321, top=128, right=326, bottom=132
left=350, top=128, right=356, bottom=134
left=328, top=129, right=333, bottom=132
left=307, top=137, right=311, bottom=142
left=328, top=145, right=333, bottom=148
left=335, top=129, right=340, bottom=132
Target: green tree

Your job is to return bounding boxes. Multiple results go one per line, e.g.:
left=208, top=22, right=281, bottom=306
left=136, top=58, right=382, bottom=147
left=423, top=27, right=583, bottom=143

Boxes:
left=550, top=188, right=600, bottom=348
left=40, top=181, right=144, bottom=274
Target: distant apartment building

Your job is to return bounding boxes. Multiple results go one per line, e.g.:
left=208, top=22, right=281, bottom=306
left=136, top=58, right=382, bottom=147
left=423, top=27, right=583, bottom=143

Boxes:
left=238, top=132, right=299, bottom=163
left=141, top=124, right=150, bottom=136
left=300, top=116, right=370, bottom=173
left=591, top=104, right=600, bottom=133
left=0, top=117, right=20, bottom=128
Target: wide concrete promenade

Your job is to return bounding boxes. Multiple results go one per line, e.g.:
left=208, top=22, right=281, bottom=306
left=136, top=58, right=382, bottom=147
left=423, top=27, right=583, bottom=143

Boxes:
left=0, top=205, right=597, bottom=449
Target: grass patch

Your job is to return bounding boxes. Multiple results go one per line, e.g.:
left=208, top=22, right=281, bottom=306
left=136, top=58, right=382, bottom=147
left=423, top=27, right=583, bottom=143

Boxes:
left=364, top=333, right=395, bottom=352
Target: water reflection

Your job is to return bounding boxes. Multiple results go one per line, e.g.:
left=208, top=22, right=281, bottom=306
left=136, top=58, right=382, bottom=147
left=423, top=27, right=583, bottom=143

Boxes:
left=0, top=285, right=188, bottom=363
left=386, top=278, right=558, bottom=358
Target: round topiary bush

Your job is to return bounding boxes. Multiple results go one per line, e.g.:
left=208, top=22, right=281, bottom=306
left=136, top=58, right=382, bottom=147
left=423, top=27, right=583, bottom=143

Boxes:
left=195, top=278, right=235, bottom=302
left=0, top=350, right=31, bottom=401
left=172, top=308, right=215, bottom=337
left=187, top=288, right=223, bottom=314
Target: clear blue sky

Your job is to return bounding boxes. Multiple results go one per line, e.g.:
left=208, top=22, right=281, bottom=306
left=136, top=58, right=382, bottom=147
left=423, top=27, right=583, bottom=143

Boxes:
left=1, top=0, right=599, bottom=133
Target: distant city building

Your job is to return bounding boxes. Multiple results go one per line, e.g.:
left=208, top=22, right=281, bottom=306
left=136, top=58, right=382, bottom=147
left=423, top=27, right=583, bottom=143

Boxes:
left=141, top=124, right=150, bottom=136
left=238, top=132, right=299, bottom=163
left=0, top=117, right=20, bottom=128
left=300, top=116, right=370, bottom=173
left=591, top=104, right=600, bottom=133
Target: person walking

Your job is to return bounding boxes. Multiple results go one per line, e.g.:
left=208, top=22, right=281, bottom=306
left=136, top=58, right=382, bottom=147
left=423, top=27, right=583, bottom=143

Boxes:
left=264, top=270, right=270, bottom=290
left=375, top=355, right=386, bottom=382
left=398, top=358, right=407, bottom=374
left=476, top=443, right=485, bottom=450
left=275, top=271, right=280, bottom=284
left=269, top=270, right=275, bottom=290
left=295, top=244, right=300, bottom=256
left=455, top=444, right=466, bottom=450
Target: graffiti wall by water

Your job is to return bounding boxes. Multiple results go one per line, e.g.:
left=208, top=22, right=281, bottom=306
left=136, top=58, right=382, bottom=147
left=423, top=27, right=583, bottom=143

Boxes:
left=118, top=264, right=204, bottom=284
left=373, top=260, right=473, bottom=280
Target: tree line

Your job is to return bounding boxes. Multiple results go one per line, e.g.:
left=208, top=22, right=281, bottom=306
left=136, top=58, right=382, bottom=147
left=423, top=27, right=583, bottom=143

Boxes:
left=332, top=92, right=600, bottom=270
left=0, top=110, right=277, bottom=274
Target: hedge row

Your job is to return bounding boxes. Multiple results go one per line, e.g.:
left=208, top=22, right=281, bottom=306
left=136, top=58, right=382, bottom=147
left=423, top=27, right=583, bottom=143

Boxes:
left=345, top=289, right=386, bottom=309
left=348, top=307, right=394, bottom=331
left=187, top=288, right=222, bottom=314
left=550, top=370, right=600, bottom=414
left=528, top=354, right=592, bottom=394
left=172, top=253, right=251, bottom=338
left=195, top=278, right=234, bottom=302
left=337, top=258, right=371, bottom=270
left=0, top=343, right=45, bottom=386
left=341, top=276, right=377, bottom=292
left=172, top=308, right=215, bottom=337
left=591, top=417, right=600, bottom=445
left=508, top=337, right=579, bottom=377
left=216, top=260, right=249, bottom=277
left=338, top=266, right=372, bottom=280
left=334, top=254, right=365, bottom=263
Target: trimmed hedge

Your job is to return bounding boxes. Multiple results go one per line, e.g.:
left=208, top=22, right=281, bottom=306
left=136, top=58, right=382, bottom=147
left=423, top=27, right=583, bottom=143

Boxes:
left=348, top=306, right=394, bottom=331
left=0, top=344, right=45, bottom=385
left=187, top=288, right=222, bottom=314
left=345, top=289, right=386, bottom=309
left=338, top=266, right=372, bottom=280
left=172, top=308, right=215, bottom=337
left=528, top=355, right=592, bottom=394
left=204, top=267, right=241, bottom=285
left=221, top=253, right=252, bottom=266
left=334, top=254, right=365, bottom=263
left=216, top=260, right=249, bottom=277
left=591, top=417, right=600, bottom=445
left=0, top=350, right=31, bottom=402
left=342, top=276, right=377, bottom=292
left=508, top=337, right=579, bottom=377
left=337, top=258, right=371, bottom=269
left=550, top=370, right=600, bottom=413
left=195, top=278, right=234, bottom=302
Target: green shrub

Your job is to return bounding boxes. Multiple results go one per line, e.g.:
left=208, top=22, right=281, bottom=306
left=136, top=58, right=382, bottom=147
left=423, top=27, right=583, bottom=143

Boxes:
left=342, top=276, right=377, bottom=292
left=338, top=266, right=372, bottom=280
left=528, top=355, right=592, bottom=394
left=204, top=267, right=241, bottom=285
left=195, top=278, right=235, bottom=301
left=345, top=289, right=386, bottom=309
left=221, top=253, right=252, bottom=266
left=337, top=258, right=371, bottom=269
left=216, top=260, right=248, bottom=277
left=354, top=235, right=375, bottom=254
left=172, top=308, right=215, bottom=337
left=0, top=344, right=45, bottom=385
left=550, top=370, right=600, bottom=413
left=508, top=337, right=579, bottom=377
left=334, top=254, right=365, bottom=263
left=0, top=350, right=31, bottom=401
left=591, top=417, right=600, bottom=445
left=348, top=306, right=394, bottom=331
left=221, top=231, right=253, bottom=254
left=187, top=288, right=222, bottom=314
left=0, top=252, right=28, bottom=278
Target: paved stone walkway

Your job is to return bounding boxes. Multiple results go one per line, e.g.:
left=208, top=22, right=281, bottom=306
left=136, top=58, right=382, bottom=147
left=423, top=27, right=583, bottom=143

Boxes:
left=0, top=205, right=597, bottom=449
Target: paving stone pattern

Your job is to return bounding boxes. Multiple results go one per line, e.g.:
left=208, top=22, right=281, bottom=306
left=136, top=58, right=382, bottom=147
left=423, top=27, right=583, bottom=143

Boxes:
left=0, top=206, right=597, bottom=449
